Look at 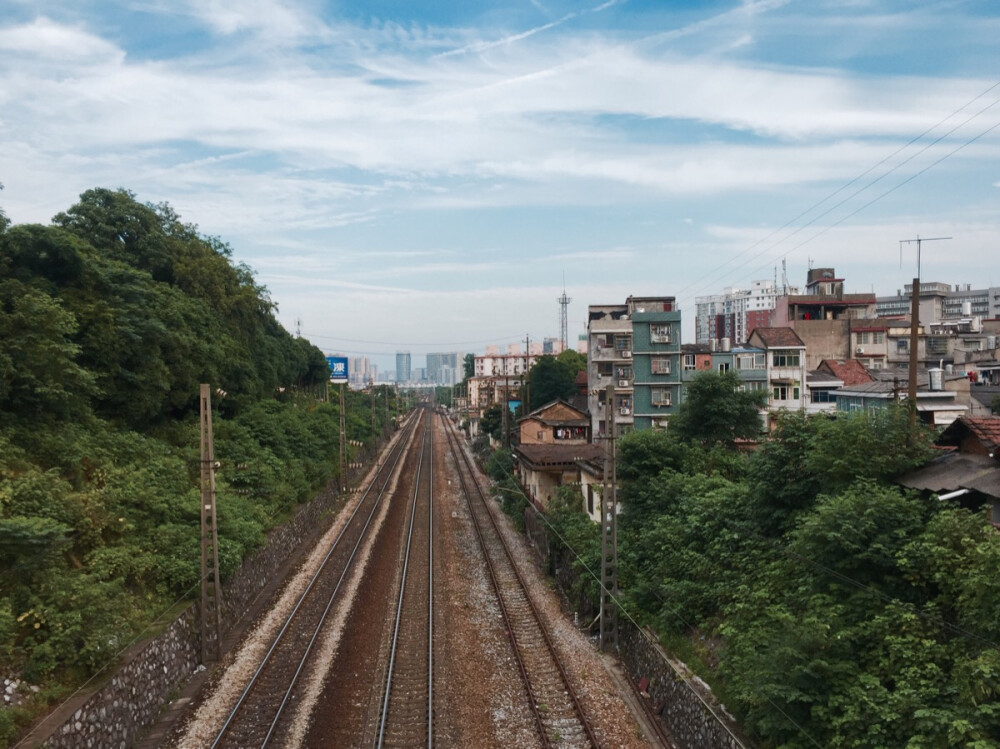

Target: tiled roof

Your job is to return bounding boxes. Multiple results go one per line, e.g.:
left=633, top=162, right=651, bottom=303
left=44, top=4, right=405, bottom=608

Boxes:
left=962, top=417, right=1000, bottom=450
left=515, top=443, right=605, bottom=469
left=749, top=327, right=805, bottom=348
left=819, top=359, right=875, bottom=387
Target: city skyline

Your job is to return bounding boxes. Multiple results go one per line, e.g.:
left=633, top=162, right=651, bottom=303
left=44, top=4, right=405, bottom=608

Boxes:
left=2, top=1, right=999, bottom=362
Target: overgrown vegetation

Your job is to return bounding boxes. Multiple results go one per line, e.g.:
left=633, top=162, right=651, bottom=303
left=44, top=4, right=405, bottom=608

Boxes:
left=0, top=189, right=394, bottom=742
left=534, top=372, right=1000, bottom=748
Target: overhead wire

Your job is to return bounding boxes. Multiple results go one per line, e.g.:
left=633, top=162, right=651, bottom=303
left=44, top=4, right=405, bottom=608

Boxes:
left=672, top=78, right=1000, bottom=310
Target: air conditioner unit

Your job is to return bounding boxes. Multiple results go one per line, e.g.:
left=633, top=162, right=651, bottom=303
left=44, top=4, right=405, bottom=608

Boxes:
left=619, top=407, right=631, bottom=415
left=618, top=379, right=629, bottom=387
left=623, top=351, right=632, bottom=358
left=856, top=347, right=864, bottom=354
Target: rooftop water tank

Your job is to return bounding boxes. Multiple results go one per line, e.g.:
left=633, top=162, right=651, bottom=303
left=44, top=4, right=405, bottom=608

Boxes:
left=928, top=367, right=944, bottom=391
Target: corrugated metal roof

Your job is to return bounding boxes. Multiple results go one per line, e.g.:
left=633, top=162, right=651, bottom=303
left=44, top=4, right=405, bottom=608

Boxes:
left=898, top=452, right=1000, bottom=499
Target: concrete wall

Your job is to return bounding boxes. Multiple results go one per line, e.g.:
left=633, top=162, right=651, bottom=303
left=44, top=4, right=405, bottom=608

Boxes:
left=789, top=319, right=850, bottom=369
left=36, top=482, right=345, bottom=748
left=619, top=621, right=751, bottom=749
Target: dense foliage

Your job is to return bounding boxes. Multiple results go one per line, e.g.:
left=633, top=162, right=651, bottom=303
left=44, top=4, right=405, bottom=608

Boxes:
left=540, top=407, right=1000, bottom=748
left=0, top=189, right=391, bottom=741
left=527, top=351, right=585, bottom=411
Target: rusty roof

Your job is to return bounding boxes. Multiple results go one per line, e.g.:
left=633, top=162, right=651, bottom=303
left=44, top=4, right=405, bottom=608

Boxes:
left=819, top=358, right=875, bottom=387
left=514, top=443, right=605, bottom=470
left=748, top=327, right=805, bottom=348
left=942, top=416, right=1000, bottom=451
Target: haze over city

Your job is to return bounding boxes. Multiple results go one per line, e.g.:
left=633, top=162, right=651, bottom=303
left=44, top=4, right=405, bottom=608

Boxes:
left=2, top=0, right=999, bottom=372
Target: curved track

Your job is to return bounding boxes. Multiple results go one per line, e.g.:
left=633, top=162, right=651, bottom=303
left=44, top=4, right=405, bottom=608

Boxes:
left=441, top=417, right=599, bottom=749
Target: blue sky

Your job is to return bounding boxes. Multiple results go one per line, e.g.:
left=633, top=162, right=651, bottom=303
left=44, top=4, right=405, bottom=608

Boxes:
left=2, top=0, right=999, bottom=372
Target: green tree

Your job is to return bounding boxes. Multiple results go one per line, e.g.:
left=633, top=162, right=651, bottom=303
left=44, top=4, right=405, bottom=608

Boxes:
left=480, top=403, right=504, bottom=442
left=670, top=370, right=767, bottom=446
left=463, top=353, right=475, bottom=380
left=527, top=355, right=575, bottom=411
left=0, top=279, right=96, bottom=418
left=556, top=348, right=586, bottom=378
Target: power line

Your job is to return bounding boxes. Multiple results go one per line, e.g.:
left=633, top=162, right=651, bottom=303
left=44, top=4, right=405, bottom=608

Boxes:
left=672, top=78, right=1000, bottom=309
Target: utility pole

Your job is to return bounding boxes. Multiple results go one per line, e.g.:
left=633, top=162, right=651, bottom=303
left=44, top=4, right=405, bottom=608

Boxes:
left=600, top=383, right=618, bottom=652
left=370, top=379, right=377, bottom=472
left=524, top=334, right=531, bottom=413
left=199, top=384, right=222, bottom=664
left=339, top=382, right=347, bottom=491
left=899, top=236, right=951, bottom=430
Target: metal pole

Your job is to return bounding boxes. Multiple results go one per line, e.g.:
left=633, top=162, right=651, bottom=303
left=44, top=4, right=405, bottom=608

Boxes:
left=600, top=383, right=618, bottom=652
left=339, top=382, right=346, bottom=491
left=199, top=384, right=222, bottom=663
left=899, top=236, right=950, bottom=431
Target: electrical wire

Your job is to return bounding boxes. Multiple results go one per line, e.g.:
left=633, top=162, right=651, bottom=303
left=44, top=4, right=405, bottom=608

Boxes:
left=672, top=78, right=1000, bottom=310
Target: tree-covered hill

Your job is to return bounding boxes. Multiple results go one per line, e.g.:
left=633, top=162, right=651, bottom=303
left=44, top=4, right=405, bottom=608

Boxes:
left=0, top=189, right=379, bottom=742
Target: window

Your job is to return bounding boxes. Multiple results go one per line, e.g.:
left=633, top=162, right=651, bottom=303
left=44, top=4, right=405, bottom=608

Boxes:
left=738, top=380, right=768, bottom=392
left=856, top=331, right=885, bottom=345
left=772, top=350, right=800, bottom=367
left=651, top=357, right=671, bottom=375
left=736, top=353, right=765, bottom=370
left=616, top=366, right=633, bottom=379
left=597, top=362, right=613, bottom=376
left=718, top=362, right=731, bottom=373
left=896, top=339, right=908, bottom=353
left=683, top=354, right=696, bottom=371
left=651, top=388, right=672, bottom=407
left=650, top=324, right=672, bottom=343
left=772, top=382, right=801, bottom=401
left=811, top=390, right=834, bottom=403
left=615, top=335, right=632, bottom=353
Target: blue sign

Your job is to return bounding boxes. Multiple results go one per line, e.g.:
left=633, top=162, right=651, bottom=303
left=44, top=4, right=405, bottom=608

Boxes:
left=326, top=356, right=349, bottom=384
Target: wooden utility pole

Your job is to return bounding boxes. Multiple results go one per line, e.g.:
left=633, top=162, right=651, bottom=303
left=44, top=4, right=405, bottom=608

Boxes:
left=199, top=384, right=222, bottom=664
left=900, top=236, right=951, bottom=430
left=600, top=383, right=619, bottom=652
left=524, top=334, right=531, bottom=414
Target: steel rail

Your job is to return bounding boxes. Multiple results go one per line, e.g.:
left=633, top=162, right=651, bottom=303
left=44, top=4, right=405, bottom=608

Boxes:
left=376, top=409, right=435, bottom=748
left=441, top=418, right=599, bottom=748
left=210, top=412, right=423, bottom=749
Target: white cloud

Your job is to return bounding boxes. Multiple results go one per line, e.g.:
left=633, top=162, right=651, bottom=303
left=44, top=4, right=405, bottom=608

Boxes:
left=0, top=17, right=123, bottom=62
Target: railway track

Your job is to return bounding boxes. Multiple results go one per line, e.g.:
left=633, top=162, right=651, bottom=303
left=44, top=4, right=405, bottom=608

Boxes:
left=375, top=410, right=436, bottom=748
left=441, top=416, right=600, bottom=749
left=208, top=411, right=423, bottom=749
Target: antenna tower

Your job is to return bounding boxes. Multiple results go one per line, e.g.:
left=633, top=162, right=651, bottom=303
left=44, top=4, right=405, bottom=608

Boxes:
left=557, top=277, right=572, bottom=351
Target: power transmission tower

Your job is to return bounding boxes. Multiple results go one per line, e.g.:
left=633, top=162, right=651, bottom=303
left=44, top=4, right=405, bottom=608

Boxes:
left=557, top=280, right=572, bottom=351
left=199, top=384, right=222, bottom=664
left=600, top=383, right=618, bottom=652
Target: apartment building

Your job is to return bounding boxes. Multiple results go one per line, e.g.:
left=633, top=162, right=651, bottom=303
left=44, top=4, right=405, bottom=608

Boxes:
left=695, top=279, right=798, bottom=346
left=877, top=282, right=1000, bottom=322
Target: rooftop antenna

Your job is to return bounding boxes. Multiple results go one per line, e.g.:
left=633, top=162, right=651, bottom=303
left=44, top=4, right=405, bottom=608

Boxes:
left=898, top=235, right=951, bottom=431
left=295, top=317, right=302, bottom=337
left=781, top=258, right=789, bottom=295
left=557, top=274, right=572, bottom=351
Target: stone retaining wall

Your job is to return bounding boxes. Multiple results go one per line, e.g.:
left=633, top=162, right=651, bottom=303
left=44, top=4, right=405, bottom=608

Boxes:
left=36, top=480, right=346, bottom=748
left=618, top=621, right=751, bottom=749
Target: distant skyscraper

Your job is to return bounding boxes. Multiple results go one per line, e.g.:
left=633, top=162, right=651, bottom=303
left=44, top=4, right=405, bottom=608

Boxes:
left=396, top=351, right=411, bottom=383
left=426, top=352, right=461, bottom=384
